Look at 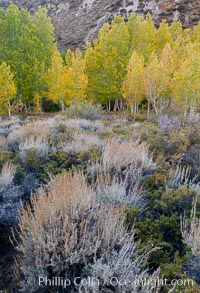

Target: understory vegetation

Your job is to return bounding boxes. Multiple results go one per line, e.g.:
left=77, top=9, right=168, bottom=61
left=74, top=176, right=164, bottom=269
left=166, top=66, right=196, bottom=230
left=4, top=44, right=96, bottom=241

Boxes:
left=0, top=108, right=199, bottom=292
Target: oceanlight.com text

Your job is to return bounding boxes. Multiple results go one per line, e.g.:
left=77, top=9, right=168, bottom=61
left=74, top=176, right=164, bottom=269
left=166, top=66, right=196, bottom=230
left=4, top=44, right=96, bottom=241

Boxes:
left=38, top=276, right=194, bottom=289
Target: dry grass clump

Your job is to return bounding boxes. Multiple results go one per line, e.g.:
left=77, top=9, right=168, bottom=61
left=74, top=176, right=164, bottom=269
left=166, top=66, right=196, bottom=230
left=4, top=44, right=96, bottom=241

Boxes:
left=0, top=161, right=16, bottom=194
left=167, top=165, right=191, bottom=189
left=0, top=162, right=19, bottom=226
left=181, top=199, right=200, bottom=282
left=0, top=135, right=8, bottom=149
left=181, top=201, right=200, bottom=256
left=102, top=138, right=155, bottom=173
left=7, top=120, right=50, bottom=151
left=19, top=136, right=49, bottom=161
left=87, top=138, right=156, bottom=193
left=87, top=138, right=156, bottom=183
left=14, top=171, right=159, bottom=292
left=61, top=132, right=103, bottom=154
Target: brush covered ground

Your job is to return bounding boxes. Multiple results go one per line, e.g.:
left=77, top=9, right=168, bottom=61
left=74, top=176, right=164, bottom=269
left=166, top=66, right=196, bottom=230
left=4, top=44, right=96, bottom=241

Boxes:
left=0, top=4, right=200, bottom=293
left=0, top=103, right=200, bottom=292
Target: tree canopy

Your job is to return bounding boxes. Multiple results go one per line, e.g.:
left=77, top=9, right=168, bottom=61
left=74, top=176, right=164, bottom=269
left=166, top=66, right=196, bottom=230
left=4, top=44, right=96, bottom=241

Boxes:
left=0, top=5, right=200, bottom=115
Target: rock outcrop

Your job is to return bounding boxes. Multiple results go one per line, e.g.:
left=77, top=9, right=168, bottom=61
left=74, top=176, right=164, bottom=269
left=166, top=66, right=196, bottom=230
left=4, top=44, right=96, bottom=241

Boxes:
left=0, top=0, right=200, bottom=50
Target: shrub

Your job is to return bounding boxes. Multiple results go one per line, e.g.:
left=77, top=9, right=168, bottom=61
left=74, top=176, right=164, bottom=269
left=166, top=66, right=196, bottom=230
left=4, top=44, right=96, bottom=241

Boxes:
left=0, top=135, right=8, bottom=150
left=167, top=165, right=191, bottom=189
left=75, top=119, right=104, bottom=131
left=0, top=161, right=16, bottom=198
left=41, top=150, right=72, bottom=178
left=183, top=145, right=200, bottom=175
left=181, top=199, right=200, bottom=282
left=147, top=130, right=189, bottom=162
left=19, top=136, right=49, bottom=162
left=0, top=116, right=21, bottom=130
left=50, top=130, right=72, bottom=148
left=134, top=113, right=146, bottom=122
left=60, top=118, right=104, bottom=132
left=87, top=161, right=102, bottom=180
left=0, top=200, right=20, bottom=227
left=14, top=171, right=160, bottom=292
left=0, top=150, right=13, bottom=169
left=7, top=120, right=50, bottom=151
left=0, top=162, right=19, bottom=227
left=101, top=138, right=156, bottom=180
left=95, top=174, right=146, bottom=209
left=20, top=173, right=40, bottom=196
left=78, top=147, right=101, bottom=165
left=65, top=101, right=103, bottom=120
left=60, top=132, right=103, bottom=154
left=158, top=115, right=181, bottom=134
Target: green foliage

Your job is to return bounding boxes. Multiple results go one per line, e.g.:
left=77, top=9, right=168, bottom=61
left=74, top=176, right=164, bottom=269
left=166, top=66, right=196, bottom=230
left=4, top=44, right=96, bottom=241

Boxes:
left=128, top=162, right=200, bottom=282
left=0, top=62, right=16, bottom=116
left=0, top=150, right=13, bottom=168
left=41, top=150, right=72, bottom=178
left=78, top=147, right=101, bottom=165
left=19, top=149, right=47, bottom=171
left=85, top=16, right=130, bottom=109
left=0, top=5, right=55, bottom=109
left=64, top=50, right=88, bottom=104
left=0, top=7, right=200, bottom=115
left=65, top=101, right=103, bottom=120
left=47, top=51, right=67, bottom=109
left=134, top=113, right=146, bottom=121
left=144, top=124, right=189, bottom=162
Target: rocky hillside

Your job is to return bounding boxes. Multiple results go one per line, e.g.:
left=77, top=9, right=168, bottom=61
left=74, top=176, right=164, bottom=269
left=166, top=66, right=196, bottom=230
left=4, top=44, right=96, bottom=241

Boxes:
left=0, top=0, right=200, bottom=50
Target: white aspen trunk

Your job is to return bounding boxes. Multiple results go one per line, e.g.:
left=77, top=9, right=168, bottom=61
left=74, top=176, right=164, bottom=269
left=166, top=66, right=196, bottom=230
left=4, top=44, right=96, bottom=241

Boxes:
left=184, top=96, right=188, bottom=118
left=61, top=100, right=65, bottom=112
left=8, top=100, right=11, bottom=118
left=147, top=98, right=150, bottom=119
left=24, top=103, right=28, bottom=114
left=109, top=100, right=111, bottom=112
left=131, top=105, right=134, bottom=114
left=120, top=98, right=123, bottom=111
left=116, top=98, right=120, bottom=111
left=152, top=96, right=158, bottom=115
left=38, top=99, right=42, bottom=113
left=114, top=99, right=117, bottom=112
